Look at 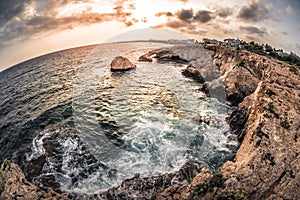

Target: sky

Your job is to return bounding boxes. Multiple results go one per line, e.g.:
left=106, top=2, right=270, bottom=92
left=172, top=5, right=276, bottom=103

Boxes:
left=0, top=0, right=300, bottom=71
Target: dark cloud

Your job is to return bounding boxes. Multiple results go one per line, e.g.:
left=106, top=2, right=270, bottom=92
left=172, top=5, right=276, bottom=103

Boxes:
left=155, top=12, right=173, bottom=17
left=193, top=10, right=213, bottom=23
left=282, top=31, right=289, bottom=35
left=215, top=7, right=234, bottom=18
left=237, top=0, right=269, bottom=22
left=177, top=9, right=193, bottom=21
left=240, top=26, right=267, bottom=36
left=0, top=0, right=32, bottom=26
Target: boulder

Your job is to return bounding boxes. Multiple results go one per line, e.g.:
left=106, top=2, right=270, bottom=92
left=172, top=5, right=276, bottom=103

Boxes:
left=182, top=64, right=205, bottom=83
left=110, top=56, right=136, bottom=71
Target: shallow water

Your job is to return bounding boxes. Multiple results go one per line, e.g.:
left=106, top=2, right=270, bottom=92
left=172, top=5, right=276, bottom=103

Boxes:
left=0, top=42, right=237, bottom=194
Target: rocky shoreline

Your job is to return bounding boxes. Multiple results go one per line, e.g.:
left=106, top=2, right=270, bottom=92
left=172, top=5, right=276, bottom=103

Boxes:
left=1, top=44, right=299, bottom=199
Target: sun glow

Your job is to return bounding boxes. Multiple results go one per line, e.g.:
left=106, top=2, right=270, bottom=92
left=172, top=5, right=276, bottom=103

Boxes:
left=129, top=1, right=173, bottom=28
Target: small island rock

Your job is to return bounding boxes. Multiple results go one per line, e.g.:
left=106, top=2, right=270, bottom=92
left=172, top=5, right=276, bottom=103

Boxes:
left=110, top=56, right=136, bottom=71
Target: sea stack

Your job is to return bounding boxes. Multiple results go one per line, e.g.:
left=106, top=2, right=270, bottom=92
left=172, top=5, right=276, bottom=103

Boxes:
left=110, top=56, right=136, bottom=71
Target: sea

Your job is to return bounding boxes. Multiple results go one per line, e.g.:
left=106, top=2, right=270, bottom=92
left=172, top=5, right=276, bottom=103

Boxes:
left=0, top=41, right=238, bottom=194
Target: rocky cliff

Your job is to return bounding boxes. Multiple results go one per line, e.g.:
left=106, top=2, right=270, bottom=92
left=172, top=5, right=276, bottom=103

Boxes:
left=0, top=160, right=68, bottom=200
left=0, top=44, right=299, bottom=199
left=154, top=44, right=300, bottom=199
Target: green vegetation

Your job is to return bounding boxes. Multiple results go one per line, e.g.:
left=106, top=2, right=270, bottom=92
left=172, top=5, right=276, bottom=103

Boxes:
left=289, top=65, right=299, bottom=74
left=281, top=119, right=290, bottom=129
left=195, top=173, right=225, bottom=196
left=217, top=190, right=246, bottom=200
left=237, top=60, right=245, bottom=67
left=195, top=183, right=209, bottom=195
left=240, top=41, right=300, bottom=67
left=268, top=102, right=275, bottom=113
left=2, top=158, right=11, bottom=170
left=209, top=174, right=224, bottom=188
left=0, top=182, right=4, bottom=195
left=266, top=89, right=276, bottom=97
left=267, top=102, right=279, bottom=118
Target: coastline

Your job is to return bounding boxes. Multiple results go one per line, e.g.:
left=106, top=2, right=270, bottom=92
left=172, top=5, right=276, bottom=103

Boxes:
left=1, top=43, right=299, bottom=199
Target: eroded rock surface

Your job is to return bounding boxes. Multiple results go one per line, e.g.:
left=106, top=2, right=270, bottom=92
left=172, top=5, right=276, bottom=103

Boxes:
left=111, top=56, right=136, bottom=71
left=0, top=161, right=69, bottom=200
left=157, top=45, right=300, bottom=200
left=182, top=64, right=205, bottom=83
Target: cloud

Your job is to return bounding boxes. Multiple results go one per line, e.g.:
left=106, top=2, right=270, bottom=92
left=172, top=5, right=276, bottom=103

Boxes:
left=165, top=20, right=187, bottom=28
left=0, top=0, right=32, bottom=26
left=286, top=5, right=295, bottom=16
left=239, top=26, right=267, bottom=36
left=177, top=9, right=193, bottom=21
left=214, top=6, right=234, bottom=18
left=282, top=31, right=289, bottom=35
left=193, top=10, right=213, bottom=23
left=0, top=0, right=137, bottom=48
left=296, top=43, right=300, bottom=51
left=155, top=12, right=173, bottom=17
left=237, top=0, right=269, bottom=22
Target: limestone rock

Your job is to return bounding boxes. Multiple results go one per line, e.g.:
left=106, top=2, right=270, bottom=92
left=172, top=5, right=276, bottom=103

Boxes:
left=182, top=64, right=205, bottom=83
left=0, top=162, right=68, bottom=200
left=110, top=56, right=136, bottom=71
left=138, top=48, right=188, bottom=63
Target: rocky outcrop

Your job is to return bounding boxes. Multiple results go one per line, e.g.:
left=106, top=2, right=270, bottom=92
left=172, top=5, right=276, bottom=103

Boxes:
left=158, top=45, right=300, bottom=199
left=138, top=48, right=188, bottom=63
left=110, top=56, right=136, bottom=71
left=182, top=64, right=205, bottom=83
left=0, top=160, right=68, bottom=199
left=71, top=162, right=202, bottom=200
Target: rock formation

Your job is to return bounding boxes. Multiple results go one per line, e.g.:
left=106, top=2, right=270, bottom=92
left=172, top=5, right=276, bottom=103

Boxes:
left=110, top=56, right=136, bottom=71
left=0, top=160, right=69, bottom=199
left=154, top=44, right=300, bottom=200
left=138, top=48, right=188, bottom=63
left=182, top=64, right=205, bottom=83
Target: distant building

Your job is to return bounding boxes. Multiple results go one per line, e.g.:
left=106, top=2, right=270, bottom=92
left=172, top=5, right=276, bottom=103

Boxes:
left=168, top=39, right=197, bottom=45
left=202, top=38, right=222, bottom=45
left=224, top=38, right=241, bottom=47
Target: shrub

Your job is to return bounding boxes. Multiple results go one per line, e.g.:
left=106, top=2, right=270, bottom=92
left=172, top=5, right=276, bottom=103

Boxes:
left=195, top=183, right=209, bottom=195
left=0, top=182, right=4, bottom=195
left=195, top=173, right=225, bottom=196
left=2, top=158, right=11, bottom=170
left=237, top=60, right=245, bottom=67
left=266, top=89, right=276, bottom=97
left=217, top=190, right=246, bottom=200
left=268, top=102, right=275, bottom=113
left=289, top=65, right=299, bottom=74
left=281, top=119, right=290, bottom=129
left=263, top=113, right=271, bottom=118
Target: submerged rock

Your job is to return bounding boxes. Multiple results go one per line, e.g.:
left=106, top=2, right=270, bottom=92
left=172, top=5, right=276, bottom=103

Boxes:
left=110, top=56, right=136, bottom=71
